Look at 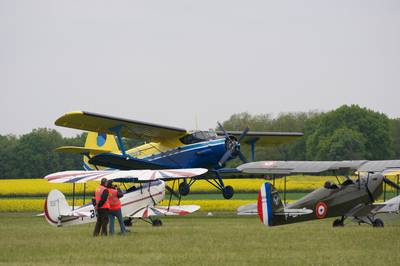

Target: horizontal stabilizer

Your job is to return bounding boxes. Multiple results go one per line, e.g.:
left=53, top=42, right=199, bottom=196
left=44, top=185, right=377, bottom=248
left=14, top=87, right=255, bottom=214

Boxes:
left=55, top=146, right=112, bottom=154
left=129, top=205, right=200, bottom=218
left=274, top=208, right=313, bottom=217
left=61, top=211, right=92, bottom=218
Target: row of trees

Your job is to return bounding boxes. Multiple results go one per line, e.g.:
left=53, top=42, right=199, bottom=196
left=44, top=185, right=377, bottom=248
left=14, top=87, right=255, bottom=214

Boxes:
left=222, top=105, right=400, bottom=163
left=0, top=129, right=86, bottom=178
left=0, top=105, right=399, bottom=178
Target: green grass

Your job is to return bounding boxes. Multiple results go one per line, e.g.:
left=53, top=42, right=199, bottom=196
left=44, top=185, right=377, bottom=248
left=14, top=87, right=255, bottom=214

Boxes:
left=0, top=213, right=399, bottom=265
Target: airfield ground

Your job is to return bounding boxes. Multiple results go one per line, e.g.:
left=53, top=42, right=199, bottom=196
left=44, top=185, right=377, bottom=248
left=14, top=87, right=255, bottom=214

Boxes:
left=0, top=212, right=399, bottom=266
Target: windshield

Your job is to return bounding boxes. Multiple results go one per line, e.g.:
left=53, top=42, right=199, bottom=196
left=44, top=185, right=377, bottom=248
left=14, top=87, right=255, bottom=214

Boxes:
left=180, top=130, right=218, bottom=144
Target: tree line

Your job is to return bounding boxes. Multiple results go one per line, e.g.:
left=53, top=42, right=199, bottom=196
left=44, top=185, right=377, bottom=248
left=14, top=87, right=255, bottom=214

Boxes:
left=1, top=104, right=399, bottom=178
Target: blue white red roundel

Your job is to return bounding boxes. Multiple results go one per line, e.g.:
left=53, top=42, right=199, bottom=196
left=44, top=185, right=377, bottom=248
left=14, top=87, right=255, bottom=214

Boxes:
left=315, top=202, right=328, bottom=219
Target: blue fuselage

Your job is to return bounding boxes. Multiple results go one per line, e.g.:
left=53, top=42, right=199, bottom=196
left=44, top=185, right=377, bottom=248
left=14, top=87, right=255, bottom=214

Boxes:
left=141, top=138, right=227, bottom=169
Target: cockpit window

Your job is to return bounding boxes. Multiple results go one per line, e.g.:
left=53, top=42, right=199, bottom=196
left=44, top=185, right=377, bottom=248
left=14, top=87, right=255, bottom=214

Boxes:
left=324, top=181, right=339, bottom=189
left=180, top=130, right=218, bottom=144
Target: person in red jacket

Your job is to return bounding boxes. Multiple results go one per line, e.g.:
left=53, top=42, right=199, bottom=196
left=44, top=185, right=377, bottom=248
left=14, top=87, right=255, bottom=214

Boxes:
left=107, top=180, right=127, bottom=235
left=93, top=178, right=110, bottom=236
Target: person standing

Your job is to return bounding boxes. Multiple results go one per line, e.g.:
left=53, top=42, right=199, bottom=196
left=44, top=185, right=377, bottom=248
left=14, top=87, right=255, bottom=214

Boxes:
left=107, top=180, right=127, bottom=235
left=93, top=178, right=110, bottom=236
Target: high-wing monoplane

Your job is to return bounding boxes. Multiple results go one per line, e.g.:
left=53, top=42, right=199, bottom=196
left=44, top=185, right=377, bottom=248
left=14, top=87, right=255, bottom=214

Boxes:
left=237, top=161, right=400, bottom=227
left=44, top=168, right=207, bottom=227
left=54, top=111, right=303, bottom=199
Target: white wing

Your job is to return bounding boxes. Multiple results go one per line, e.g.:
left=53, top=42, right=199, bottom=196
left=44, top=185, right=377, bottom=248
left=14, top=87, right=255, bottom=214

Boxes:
left=129, top=205, right=200, bottom=218
left=44, top=168, right=208, bottom=183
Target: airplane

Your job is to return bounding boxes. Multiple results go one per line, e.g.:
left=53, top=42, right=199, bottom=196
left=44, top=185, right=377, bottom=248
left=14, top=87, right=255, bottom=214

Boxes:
left=43, top=168, right=207, bottom=227
left=237, top=161, right=400, bottom=227
left=53, top=111, right=303, bottom=199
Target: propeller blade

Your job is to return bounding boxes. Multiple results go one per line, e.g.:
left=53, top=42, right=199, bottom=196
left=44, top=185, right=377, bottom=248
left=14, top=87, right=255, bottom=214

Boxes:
left=237, top=151, right=248, bottom=164
left=165, top=185, right=180, bottom=198
left=217, top=121, right=229, bottom=138
left=383, top=177, right=400, bottom=190
left=218, top=150, right=232, bottom=166
left=237, top=127, right=249, bottom=142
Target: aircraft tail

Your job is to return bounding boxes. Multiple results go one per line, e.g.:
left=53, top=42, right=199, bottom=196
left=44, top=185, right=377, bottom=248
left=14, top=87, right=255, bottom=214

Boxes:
left=44, top=189, right=70, bottom=227
left=257, top=182, right=283, bottom=226
left=257, top=182, right=313, bottom=227
left=83, top=132, right=120, bottom=170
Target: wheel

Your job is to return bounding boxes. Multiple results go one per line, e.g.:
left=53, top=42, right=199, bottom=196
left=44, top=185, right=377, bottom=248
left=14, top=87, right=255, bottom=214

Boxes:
left=152, top=219, right=163, bottom=227
left=332, top=218, right=344, bottom=227
left=124, top=218, right=133, bottom=227
left=179, top=182, right=190, bottom=196
left=372, top=218, right=384, bottom=228
left=222, top=185, right=234, bottom=199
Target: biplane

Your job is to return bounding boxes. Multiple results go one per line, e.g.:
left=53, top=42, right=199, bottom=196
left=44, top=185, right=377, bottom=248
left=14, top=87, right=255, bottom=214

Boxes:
left=44, top=168, right=207, bottom=227
left=237, top=160, right=400, bottom=227
left=54, top=111, right=303, bottom=199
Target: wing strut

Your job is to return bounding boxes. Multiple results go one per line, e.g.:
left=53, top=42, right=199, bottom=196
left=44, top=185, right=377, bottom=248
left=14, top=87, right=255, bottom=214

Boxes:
left=110, top=125, right=127, bottom=156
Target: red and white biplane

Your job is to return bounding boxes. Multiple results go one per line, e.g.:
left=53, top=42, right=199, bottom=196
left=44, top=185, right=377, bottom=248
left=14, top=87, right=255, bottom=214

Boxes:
left=44, top=168, right=207, bottom=227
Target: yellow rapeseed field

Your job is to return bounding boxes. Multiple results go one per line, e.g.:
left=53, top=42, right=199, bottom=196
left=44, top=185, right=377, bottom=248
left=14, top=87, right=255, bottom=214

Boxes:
left=0, top=179, right=97, bottom=196
left=0, top=175, right=336, bottom=196
left=0, top=176, right=338, bottom=213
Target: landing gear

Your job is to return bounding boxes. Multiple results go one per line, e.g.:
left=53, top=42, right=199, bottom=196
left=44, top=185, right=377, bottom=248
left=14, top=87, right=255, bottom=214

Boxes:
left=124, top=218, right=133, bottom=227
left=332, top=219, right=344, bottom=227
left=372, top=218, right=384, bottom=228
left=205, top=172, right=235, bottom=199
left=222, top=185, right=234, bottom=199
left=179, top=182, right=190, bottom=196
left=332, top=216, right=345, bottom=227
left=151, top=218, right=163, bottom=227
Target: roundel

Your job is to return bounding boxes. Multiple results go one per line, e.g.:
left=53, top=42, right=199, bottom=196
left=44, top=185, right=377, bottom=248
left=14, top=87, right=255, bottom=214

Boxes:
left=315, top=202, right=328, bottom=219
left=96, top=133, right=107, bottom=147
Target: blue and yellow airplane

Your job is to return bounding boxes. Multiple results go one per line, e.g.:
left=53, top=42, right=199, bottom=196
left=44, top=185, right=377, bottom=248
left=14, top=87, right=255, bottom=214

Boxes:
left=55, top=111, right=303, bottom=199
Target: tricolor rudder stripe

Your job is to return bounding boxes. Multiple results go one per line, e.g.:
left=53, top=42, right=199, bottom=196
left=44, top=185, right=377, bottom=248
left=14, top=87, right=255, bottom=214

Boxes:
left=257, top=182, right=273, bottom=226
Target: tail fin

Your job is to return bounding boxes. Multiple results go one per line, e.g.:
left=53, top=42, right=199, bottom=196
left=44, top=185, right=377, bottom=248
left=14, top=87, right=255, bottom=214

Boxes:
left=44, top=189, right=70, bottom=227
left=83, top=132, right=120, bottom=170
left=257, top=182, right=283, bottom=226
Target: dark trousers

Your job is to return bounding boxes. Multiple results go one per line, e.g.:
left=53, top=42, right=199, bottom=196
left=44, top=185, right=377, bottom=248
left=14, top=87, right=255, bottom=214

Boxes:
left=93, top=208, right=109, bottom=236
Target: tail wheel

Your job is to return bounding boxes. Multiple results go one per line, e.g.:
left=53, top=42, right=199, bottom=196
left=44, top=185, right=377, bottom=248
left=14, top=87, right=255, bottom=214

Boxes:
left=372, top=218, right=384, bottom=228
left=124, top=218, right=133, bottom=227
left=152, top=219, right=163, bottom=227
left=179, top=182, right=190, bottom=196
left=332, top=219, right=344, bottom=227
left=222, top=185, right=234, bottom=199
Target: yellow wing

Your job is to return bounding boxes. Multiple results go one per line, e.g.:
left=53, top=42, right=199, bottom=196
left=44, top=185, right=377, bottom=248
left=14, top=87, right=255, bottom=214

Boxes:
left=216, top=131, right=303, bottom=146
left=55, top=111, right=188, bottom=142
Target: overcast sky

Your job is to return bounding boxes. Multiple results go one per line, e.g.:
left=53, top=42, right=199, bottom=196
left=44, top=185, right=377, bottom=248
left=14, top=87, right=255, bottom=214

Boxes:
left=1, top=0, right=399, bottom=136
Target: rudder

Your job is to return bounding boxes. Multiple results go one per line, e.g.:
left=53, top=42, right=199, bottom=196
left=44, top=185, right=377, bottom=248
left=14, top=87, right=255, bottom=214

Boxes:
left=257, top=182, right=283, bottom=226
left=44, top=189, right=70, bottom=227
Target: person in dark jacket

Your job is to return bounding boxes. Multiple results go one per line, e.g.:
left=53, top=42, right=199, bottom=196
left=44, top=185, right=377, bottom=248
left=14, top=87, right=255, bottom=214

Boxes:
left=93, top=178, right=110, bottom=236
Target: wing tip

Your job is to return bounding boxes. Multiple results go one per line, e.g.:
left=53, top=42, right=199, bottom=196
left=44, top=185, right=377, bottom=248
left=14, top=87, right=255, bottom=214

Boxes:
left=55, top=111, right=84, bottom=126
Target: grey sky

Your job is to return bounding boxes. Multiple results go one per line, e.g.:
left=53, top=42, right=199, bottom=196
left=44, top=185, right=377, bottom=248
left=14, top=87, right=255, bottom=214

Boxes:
left=1, top=0, right=399, bottom=137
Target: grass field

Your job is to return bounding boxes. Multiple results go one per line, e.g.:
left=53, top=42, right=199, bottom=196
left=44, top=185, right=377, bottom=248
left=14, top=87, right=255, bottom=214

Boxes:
left=0, top=213, right=399, bottom=266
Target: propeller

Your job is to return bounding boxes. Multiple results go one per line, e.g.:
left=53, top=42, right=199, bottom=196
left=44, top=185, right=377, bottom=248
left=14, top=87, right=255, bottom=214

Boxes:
left=383, top=177, right=400, bottom=190
left=217, top=122, right=249, bottom=167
